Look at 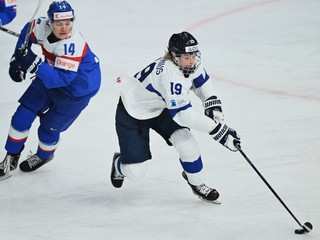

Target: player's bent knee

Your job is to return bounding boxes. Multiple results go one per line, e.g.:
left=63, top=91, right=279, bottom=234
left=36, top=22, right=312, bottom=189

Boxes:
left=170, top=129, right=200, bottom=160
left=121, top=161, right=149, bottom=180
left=11, top=105, right=37, bottom=131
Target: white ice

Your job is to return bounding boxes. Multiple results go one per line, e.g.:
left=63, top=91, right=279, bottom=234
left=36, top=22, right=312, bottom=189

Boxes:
left=0, top=0, right=319, bottom=239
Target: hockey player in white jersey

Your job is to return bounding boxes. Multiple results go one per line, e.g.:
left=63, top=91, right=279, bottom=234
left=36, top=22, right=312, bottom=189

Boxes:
left=111, top=31, right=240, bottom=202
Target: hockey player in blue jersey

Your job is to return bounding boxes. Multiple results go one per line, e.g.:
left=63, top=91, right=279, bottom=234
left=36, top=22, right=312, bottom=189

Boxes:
left=0, top=0, right=16, bottom=26
left=111, top=32, right=241, bottom=202
left=0, top=1, right=101, bottom=178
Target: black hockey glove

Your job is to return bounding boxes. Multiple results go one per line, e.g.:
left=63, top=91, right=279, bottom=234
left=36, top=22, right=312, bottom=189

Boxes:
left=204, top=96, right=224, bottom=123
left=15, top=48, right=42, bottom=74
left=9, top=55, right=26, bottom=82
left=210, top=123, right=241, bottom=152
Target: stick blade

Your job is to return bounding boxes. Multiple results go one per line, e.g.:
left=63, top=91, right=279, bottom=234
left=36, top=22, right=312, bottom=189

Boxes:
left=295, top=229, right=306, bottom=234
left=294, top=222, right=313, bottom=234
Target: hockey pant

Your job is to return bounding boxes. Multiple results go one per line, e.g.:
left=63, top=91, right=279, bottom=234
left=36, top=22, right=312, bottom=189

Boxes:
left=116, top=129, right=204, bottom=185
left=5, top=78, right=89, bottom=160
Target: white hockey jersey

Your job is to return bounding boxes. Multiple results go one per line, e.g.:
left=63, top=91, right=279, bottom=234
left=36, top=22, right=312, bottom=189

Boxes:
left=118, top=57, right=219, bottom=133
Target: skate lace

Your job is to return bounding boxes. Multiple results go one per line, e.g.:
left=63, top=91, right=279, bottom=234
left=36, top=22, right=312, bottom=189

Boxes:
left=195, top=184, right=213, bottom=196
left=0, top=156, right=9, bottom=171
left=9, top=155, right=15, bottom=169
left=26, top=153, right=42, bottom=168
left=113, top=171, right=124, bottom=179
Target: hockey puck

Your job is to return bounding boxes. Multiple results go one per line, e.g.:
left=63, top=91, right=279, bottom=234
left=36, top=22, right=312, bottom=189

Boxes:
left=294, top=222, right=313, bottom=234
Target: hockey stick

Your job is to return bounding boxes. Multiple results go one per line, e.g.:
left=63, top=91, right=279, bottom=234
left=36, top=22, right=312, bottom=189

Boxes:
left=236, top=145, right=313, bottom=234
left=20, top=0, right=43, bottom=53
left=0, top=26, right=20, bottom=37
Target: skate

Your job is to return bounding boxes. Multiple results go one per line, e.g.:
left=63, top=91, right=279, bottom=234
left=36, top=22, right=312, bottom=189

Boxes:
left=0, top=150, right=23, bottom=181
left=110, top=152, right=124, bottom=188
left=0, top=155, right=13, bottom=181
left=19, top=153, right=54, bottom=172
left=182, top=171, right=221, bottom=204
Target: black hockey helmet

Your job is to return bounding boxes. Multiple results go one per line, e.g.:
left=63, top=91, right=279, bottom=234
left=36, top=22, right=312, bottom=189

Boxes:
left=168, top=31, right=199, bottom=55
left=168, top=31, right=201, bottom=75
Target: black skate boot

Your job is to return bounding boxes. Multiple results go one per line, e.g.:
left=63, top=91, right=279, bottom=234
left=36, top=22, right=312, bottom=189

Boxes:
left=0, top=146, right=24, bottom=177
left=19, top=154, right=54, bottom=172
left=110, top=152, right=124, bottom=188
left=182, top=171, right=220, bottom=203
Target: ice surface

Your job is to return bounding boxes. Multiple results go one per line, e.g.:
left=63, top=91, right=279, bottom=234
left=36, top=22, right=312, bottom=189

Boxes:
left=0, top=0, right=319, bottom=239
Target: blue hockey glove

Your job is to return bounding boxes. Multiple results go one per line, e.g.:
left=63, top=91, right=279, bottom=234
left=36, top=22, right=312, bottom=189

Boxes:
left=9, top=55, right=26, bottom=82
left=204, top=96, right=224, bottom=123
left=15, top=48, right=42, bottom=74
left=210, top=123, right=241, bottom=152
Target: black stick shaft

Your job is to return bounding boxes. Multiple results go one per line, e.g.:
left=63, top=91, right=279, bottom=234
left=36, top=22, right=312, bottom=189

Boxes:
left=0, top=26, right=20, bottom=37
left=237, top=146, right=303, bottom=228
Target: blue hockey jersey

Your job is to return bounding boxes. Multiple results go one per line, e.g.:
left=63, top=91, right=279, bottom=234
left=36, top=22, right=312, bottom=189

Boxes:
left=15, top=17, right=101, bottom=100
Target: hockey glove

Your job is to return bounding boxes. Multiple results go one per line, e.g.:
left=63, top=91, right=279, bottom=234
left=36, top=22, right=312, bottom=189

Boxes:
left=204, top=96, right=224, bottom=123
left=210, top=123, right=241, bottom=152
left=9, top=55, right=26, bottom=82
left=14, top=48, right=42, bottom=74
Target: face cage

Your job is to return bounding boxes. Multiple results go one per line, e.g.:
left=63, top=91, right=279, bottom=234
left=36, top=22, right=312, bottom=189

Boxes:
left=172, top=51, right=201, bottom=75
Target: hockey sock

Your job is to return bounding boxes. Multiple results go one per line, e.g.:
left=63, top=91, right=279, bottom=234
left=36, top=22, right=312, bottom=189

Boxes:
left=5, top=125, right=29, bottom=154
left=36, top=140, right=59, bottom=160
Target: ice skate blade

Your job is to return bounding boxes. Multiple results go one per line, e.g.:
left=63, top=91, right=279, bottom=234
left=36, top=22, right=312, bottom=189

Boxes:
left=0, top=173, right=12, bottom=181
left=198, top=195, right=222, bottom=204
